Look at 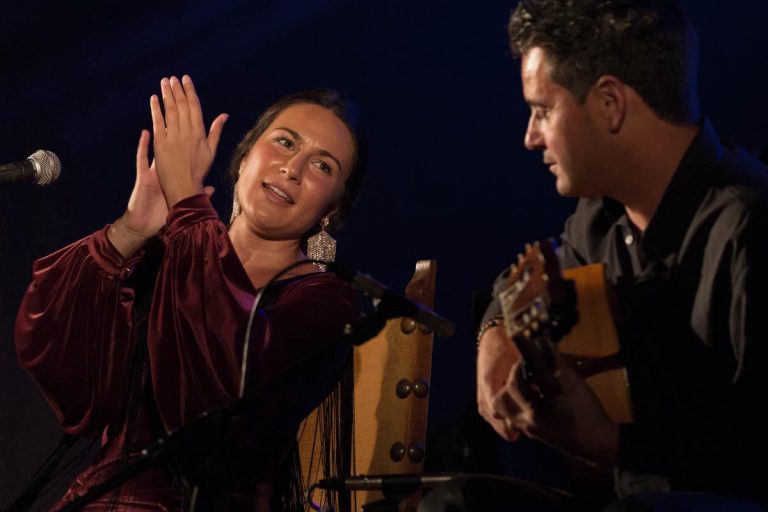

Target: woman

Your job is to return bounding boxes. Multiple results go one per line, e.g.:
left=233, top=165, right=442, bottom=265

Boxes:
left=14, top=75, right=366, bottom=510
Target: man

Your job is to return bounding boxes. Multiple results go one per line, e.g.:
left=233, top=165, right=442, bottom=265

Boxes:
left=463, top=0, right=768, bottom=510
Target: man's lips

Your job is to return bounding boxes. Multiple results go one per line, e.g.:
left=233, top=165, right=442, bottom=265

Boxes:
left=262, top=182, right=295, bottom=204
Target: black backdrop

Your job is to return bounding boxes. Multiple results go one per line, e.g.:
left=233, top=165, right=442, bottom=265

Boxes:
left=2, top=0, right=767, bottom=506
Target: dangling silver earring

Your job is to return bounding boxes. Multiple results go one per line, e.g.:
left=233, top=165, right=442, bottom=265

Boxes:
left=230, top=183, right=241, bottom=225
left=307, top=217, right=336, bottom=268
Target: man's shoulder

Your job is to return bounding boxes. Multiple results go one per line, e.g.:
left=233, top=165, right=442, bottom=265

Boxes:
left=713, top=142, right=768, bottom=209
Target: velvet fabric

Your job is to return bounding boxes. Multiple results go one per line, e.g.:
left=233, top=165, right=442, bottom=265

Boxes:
left=14, top=194, right=359, bottom=510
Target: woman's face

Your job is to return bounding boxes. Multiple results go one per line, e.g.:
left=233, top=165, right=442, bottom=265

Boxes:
left=235, top=103, right=355, bottom=241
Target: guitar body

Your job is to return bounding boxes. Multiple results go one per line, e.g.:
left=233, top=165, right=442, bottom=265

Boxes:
left=498, top=241, right=633, bottom=425
left=561, top=267, right=633, bottom=495
left=560, top=263, right=633, bottom=424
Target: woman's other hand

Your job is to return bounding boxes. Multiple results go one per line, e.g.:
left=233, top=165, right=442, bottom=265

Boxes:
left=108, top=130, right=169, bottom=258
left=150, top=75, right=228, bottom=207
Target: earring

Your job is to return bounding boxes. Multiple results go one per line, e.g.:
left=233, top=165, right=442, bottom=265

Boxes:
left=307, top=217, right=336, bottom=268
left=230, top=183, right=241, bottom=224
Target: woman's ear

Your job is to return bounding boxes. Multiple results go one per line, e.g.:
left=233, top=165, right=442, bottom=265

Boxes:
left=324, top=202, right=342, bottom=229
left=593, top=75, right=626, bottom=134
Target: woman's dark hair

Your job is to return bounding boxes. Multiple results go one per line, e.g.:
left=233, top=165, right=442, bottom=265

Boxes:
left=508, top=0, right=700, bottom=123
left=228, top=89, right=367, bottom=233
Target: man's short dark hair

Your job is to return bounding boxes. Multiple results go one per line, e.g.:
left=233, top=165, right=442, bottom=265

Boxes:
left=508, top=0, right=700, bottom=123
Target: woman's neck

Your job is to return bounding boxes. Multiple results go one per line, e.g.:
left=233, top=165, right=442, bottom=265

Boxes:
left=229, top=219, right=314, bottom=289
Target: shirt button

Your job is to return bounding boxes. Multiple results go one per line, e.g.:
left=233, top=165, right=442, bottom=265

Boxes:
left=624, top=234, right=634, bottom=246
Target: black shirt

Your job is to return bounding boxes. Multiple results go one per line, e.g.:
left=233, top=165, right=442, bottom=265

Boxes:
left=484, top=120, right=768, bottom=500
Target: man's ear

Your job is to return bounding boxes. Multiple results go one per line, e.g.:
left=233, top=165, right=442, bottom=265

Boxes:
left=593, top=75, right=626, bottom=134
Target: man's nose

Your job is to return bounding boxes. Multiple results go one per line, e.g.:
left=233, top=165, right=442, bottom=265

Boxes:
left=524, top=117, right=544, bottom=151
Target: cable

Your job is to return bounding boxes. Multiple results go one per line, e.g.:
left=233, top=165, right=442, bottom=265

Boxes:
left=306, top=483, right=335, bottom=512
left=1, top=434, right=75, bottom=512
left=238, top=258, right=326, bottom=398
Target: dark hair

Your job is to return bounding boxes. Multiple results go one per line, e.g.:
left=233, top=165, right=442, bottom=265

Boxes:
left=228, top=89, right=367, bottom=233
left=508, top=0, right=700, bottom=123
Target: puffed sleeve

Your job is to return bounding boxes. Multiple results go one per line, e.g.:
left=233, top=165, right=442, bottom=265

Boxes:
left=149, top=194, right=359, bottom=430
left=14, top=227, right=145, bottom=436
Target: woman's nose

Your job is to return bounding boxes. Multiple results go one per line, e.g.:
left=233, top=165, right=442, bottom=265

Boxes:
left=280, top=154, right=304, bottom=182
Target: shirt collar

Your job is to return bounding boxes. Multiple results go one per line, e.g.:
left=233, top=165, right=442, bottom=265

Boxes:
left=600, top=119, right=724, bottom=263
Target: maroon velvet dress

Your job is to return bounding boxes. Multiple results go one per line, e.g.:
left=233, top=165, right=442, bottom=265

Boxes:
left=14, top=194, right=359, bottom=511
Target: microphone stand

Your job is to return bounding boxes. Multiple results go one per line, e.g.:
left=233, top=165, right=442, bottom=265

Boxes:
left=308, top=474, right=573, bottom=512
left=58, top=294, right=453, bottom=512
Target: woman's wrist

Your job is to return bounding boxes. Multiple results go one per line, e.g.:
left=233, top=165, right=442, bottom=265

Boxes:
left=163, top=182, right=205, bottom=209
left=108, top=216, right=153, bottom=259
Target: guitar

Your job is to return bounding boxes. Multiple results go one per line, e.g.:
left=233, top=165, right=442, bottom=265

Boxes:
left=497, top=239, right=633, bottom=424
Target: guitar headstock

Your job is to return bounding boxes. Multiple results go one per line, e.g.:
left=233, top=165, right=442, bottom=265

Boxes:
left=498, top=239, right=578, bottom=344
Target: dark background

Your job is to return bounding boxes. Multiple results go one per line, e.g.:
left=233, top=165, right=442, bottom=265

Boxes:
left=2, top=0, right=767, bottom=507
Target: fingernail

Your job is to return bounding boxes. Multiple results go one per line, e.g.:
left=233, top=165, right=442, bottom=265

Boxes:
left=182, top=75, right=192, bottom=84
left=170, top=76, right=179, bottom=85
left=161, top=78, right=169, bottom=87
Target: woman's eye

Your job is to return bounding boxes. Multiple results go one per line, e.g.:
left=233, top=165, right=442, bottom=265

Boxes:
left=313, top=160, right=333, bottom=175
left=274, top=136, right=294, bottom=149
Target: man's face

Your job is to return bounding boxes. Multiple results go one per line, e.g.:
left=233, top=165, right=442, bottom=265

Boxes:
left=521, top=47, right=604, bottom=197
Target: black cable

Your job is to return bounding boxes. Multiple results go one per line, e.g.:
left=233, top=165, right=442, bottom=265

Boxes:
left=306, top=483, right=326, bottom=511
left=306, top=481, right=342, bottom=512
left=1, top=434, right=78, bottom=512
left=238, top=258, right=326, bottom=398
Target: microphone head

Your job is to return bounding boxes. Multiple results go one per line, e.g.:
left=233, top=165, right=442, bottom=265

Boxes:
left=28, top=149, right=61, bottom=185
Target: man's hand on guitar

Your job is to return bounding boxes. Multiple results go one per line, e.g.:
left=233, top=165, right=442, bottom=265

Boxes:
left=492, top=348, right=620, bottom=470
left=477, top=324, right=522, bottom=441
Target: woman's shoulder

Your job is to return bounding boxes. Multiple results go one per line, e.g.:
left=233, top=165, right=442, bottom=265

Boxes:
left=271, top=270, right=362, bottom=326
left=274, top=270, right=357, bottom=301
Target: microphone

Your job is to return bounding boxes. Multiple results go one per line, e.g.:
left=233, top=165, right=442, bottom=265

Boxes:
left=327, top=262, right=455, bottom=337
left=317, top=473, right=454, bottom=494
left=0, top=150, right=61, bottom=186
